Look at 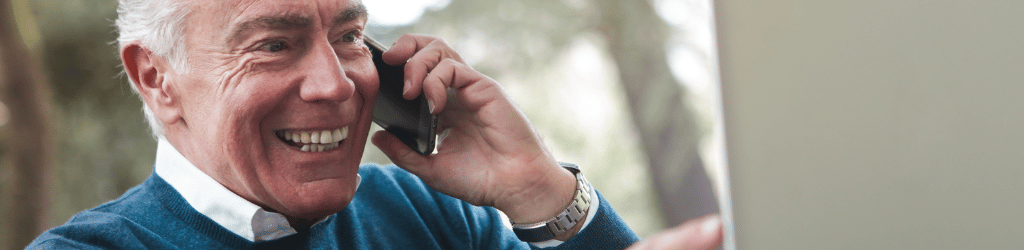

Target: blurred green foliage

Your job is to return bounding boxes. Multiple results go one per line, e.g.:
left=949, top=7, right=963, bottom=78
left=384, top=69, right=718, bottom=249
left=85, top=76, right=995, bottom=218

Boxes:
left=28, top=0, right=157, bottom=227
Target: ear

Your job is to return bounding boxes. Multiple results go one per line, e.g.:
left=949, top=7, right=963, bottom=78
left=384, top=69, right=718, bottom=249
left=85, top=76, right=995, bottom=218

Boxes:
left=121, top=43, right=182, bottom=126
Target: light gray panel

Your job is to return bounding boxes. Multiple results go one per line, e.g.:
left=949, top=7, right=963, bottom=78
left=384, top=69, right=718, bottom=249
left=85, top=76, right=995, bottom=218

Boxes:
left=717, top=1, right=1024, bottom=249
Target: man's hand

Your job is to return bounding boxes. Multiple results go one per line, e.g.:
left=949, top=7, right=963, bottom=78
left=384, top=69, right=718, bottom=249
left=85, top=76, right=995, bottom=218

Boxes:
left=370, top=34, right=576, bottom=224
left=628, top=215, right=723, bottom=250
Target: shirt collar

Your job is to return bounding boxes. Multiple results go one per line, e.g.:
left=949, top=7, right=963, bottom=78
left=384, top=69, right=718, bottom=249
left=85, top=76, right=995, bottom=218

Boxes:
left=154, top=138, right=359, bottom=242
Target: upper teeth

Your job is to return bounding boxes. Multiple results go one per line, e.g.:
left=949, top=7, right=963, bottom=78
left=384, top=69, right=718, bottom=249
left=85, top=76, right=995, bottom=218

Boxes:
left=276, top=127, right=348, bottom=152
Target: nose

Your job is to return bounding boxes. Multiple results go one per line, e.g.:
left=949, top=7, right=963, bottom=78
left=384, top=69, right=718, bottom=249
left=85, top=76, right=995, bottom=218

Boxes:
left=299, top=40, right=355, bottom=103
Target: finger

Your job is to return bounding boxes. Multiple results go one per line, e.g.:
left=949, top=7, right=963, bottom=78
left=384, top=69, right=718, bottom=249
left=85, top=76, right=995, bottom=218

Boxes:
left=626, top=241, right=649, bottom=250
left=681, top=215, right=723, bottom=250
left=422, top=58, right=500, bottom=114
left=371, top=130, right=432, bottom=178
left=453, top=72, right=503, bottom=112
left=381, top=34, right=438, bottom=66
left=628, top=215, right=723, bottom=250
left=381, top=34, right=439, bottom=100
left=401, top=41, right=465, bottom=101
left=421, top=58, right=465, bottom=114
left=380, top=34, right=448, bottom=100
left=400, top=40, right=454, bottom=100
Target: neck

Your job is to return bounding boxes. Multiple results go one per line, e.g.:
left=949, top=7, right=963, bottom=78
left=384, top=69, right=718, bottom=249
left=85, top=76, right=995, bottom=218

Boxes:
left=285, top=216, right=321, bottom=229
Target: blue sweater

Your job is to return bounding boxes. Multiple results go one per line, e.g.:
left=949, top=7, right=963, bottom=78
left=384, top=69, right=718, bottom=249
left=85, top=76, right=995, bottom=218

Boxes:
left=29, top=164, right=639, bottom=249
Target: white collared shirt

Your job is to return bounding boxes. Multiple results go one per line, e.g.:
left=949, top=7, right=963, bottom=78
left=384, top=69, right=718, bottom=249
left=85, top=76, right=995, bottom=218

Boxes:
left=154, top=138, right=359, bottom=242
left=153, top=138, right=595, bottom=246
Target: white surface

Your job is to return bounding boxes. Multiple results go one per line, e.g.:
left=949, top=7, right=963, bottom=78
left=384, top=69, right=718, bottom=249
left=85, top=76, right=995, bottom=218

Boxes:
left=716, top=0, right=1024, bottom=249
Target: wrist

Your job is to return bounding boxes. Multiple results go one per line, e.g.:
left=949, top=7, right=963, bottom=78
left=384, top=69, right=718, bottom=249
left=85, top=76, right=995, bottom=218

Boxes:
left=509, top=162, right=595, bottom=243
left=499, top=160, right=577, bottom=224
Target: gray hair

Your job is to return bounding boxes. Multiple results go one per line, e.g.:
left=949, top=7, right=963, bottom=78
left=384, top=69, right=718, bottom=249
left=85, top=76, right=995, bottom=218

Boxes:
left=115, top=0, right=191, bottom=137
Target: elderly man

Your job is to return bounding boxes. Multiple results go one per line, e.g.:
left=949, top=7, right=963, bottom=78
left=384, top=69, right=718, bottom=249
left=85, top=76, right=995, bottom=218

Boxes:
left=30, top=0, right=721, bottom=249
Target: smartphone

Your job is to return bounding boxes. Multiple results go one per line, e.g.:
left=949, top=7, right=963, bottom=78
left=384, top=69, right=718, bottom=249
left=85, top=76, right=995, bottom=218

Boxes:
left=366, top=36, right=437, bottom=155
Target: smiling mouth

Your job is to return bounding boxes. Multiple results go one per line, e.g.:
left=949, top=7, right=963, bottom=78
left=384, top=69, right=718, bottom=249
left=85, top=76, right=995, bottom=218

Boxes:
left=275, top=127, right=348, bottom=152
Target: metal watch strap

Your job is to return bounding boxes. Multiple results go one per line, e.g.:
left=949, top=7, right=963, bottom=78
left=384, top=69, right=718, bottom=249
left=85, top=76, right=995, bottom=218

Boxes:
left=511, top=162, right=593, bottom=242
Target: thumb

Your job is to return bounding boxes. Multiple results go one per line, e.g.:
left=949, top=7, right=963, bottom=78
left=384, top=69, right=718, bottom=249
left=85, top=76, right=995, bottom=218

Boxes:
left=371, top=130, right=432, bottom=176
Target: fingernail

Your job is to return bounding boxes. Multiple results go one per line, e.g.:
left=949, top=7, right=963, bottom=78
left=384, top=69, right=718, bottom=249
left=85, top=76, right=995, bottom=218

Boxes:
left=428, top=100, right=435, bottom=114
left=701, top=216, right=721, bottom=234
left=403, top=80, right=411, bottom=96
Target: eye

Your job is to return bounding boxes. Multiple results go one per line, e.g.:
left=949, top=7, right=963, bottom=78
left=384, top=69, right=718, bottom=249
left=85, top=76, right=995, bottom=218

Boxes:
left=259, top=41, right=287, bottom=52
left=338, top=31, right=361, bottom=43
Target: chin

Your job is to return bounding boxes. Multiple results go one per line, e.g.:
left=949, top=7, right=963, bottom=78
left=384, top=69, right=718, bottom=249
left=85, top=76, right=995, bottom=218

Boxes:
left=274, top=176, right=359, bottom=220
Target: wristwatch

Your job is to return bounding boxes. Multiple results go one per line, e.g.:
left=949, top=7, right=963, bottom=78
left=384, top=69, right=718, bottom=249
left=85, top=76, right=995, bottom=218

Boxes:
left=511, top=162, right=593, bottom=242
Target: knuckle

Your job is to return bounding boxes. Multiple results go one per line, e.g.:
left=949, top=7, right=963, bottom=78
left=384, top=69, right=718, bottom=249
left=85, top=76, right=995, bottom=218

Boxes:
left=441, top=58, right=459, bottom=65
left=428, top=39, right=455, bottom=52
left=408, top=34, right=441, bottom=45
left=437, top=58, right=455, bottom=69
left=429, top=76, right=448, bottom=90
left=405, top=59, right=430, bottom=74
left=426, top=74, right=442, bottom=86
left=399, top=33, right=420, bottom=41
left=429, top=36, right=447, bottom=44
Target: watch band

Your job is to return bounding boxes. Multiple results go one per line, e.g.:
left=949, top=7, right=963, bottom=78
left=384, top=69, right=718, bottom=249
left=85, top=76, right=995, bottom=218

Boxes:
left=512, top=162, right=593, bottom=242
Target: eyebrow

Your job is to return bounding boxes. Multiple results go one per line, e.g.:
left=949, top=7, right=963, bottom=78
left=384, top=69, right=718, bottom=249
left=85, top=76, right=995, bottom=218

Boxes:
left=228, top=14, right=313, bottom=42
left=334, top=4, right=368, bottom=25
left=227, top=4, right=368, bottom=43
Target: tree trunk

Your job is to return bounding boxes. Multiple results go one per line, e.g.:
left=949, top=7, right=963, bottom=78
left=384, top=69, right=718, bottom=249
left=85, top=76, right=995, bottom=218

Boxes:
left=0, top=0, right=56, bottom=248
left=594, top=0, right=719, bottom=227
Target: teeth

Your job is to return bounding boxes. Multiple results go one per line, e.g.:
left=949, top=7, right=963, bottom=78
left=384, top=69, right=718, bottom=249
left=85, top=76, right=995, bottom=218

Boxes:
left=320, top=130, right=333, bottom=144
left=298, top=142, right=340, bottom=152
left=332, top=129, right=343, bottom=141
left=277, top=127, right=349, bottom=152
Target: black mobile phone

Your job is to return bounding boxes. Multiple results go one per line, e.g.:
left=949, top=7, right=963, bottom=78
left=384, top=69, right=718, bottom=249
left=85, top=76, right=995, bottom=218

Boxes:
left=366, top=36, right=437, bottom=155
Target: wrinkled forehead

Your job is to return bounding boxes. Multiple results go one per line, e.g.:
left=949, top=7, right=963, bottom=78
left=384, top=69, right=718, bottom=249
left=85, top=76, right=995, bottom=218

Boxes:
left=187, top=0, right=367, bottom=42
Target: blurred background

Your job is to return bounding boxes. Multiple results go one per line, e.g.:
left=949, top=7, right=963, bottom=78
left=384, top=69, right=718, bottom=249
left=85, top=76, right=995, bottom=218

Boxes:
left=0, top=0, right=725, bottom=249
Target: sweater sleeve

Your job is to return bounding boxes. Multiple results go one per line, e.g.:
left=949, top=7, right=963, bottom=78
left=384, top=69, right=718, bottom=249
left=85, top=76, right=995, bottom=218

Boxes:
left=475, top=190, right=639, bottom=250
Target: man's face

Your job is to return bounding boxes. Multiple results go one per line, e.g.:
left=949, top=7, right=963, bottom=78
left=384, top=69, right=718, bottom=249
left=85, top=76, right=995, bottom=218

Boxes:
left=170, top=0, right=376, bottom=219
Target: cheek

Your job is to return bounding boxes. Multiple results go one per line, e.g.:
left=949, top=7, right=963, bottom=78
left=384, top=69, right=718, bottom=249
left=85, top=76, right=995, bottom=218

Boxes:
left=346, top=59, right=379, bottom=104
left=217, top=73, right=293, bottom=140
left=201, top=59, right=278, bottom=125
left=219, top=84, right=289, bottom=172
left=220, top=94, right=267, bottom=143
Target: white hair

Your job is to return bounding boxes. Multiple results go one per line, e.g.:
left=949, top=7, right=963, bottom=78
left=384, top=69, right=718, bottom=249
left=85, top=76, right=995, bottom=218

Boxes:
left=115, top=0, right=191, bottom=137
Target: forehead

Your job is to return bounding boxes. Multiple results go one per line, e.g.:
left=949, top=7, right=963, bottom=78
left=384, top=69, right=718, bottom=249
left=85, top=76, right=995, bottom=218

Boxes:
left=190, top=0, right=366, bottom=39
left=210, top=0, right=362, bottom=17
